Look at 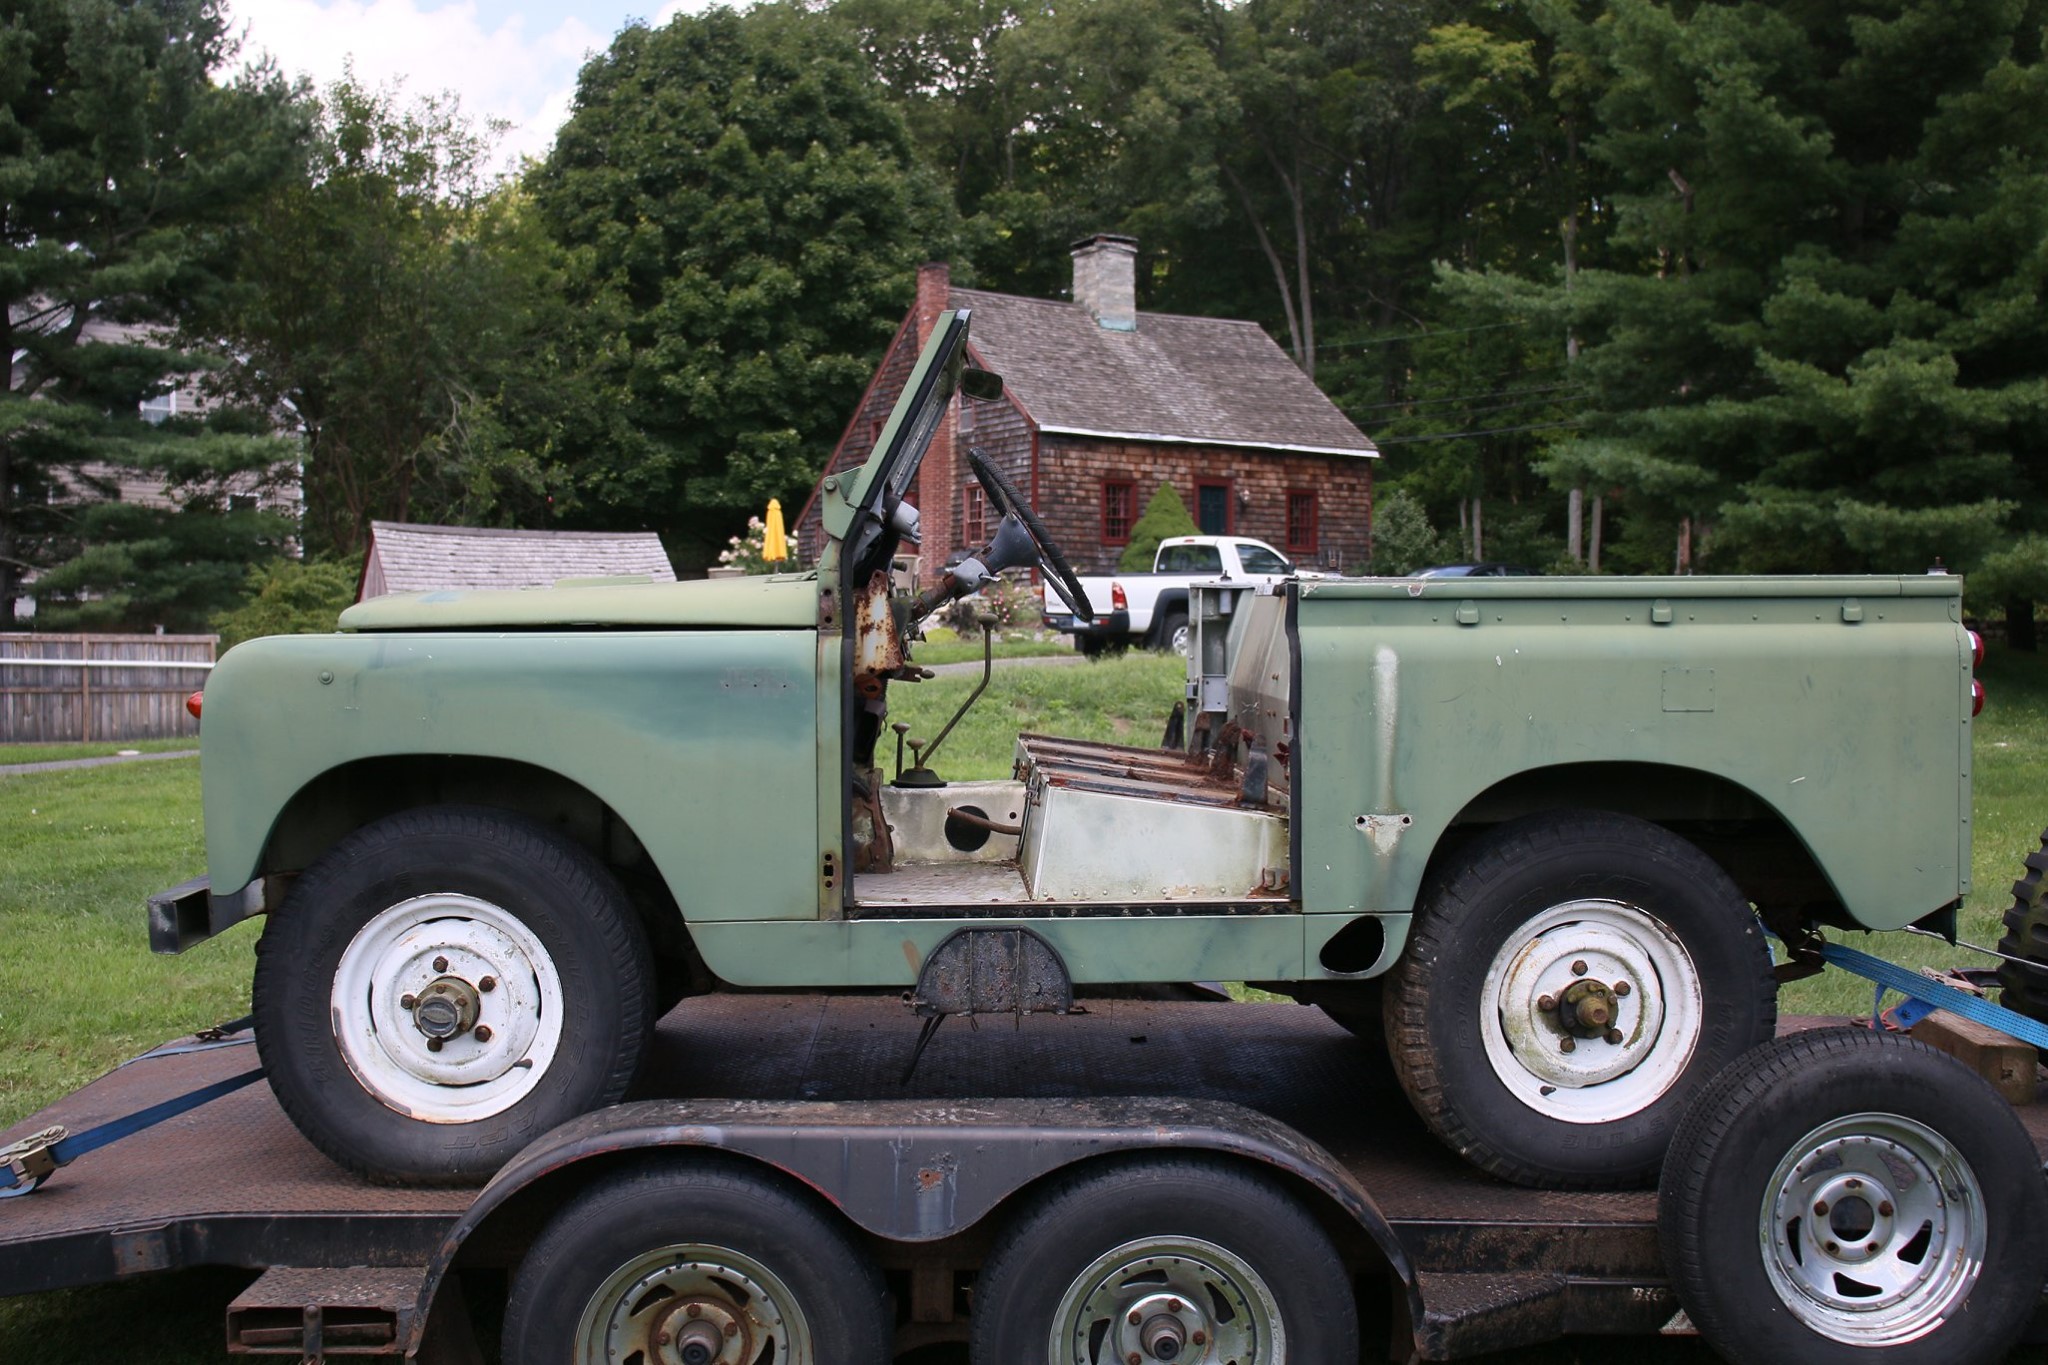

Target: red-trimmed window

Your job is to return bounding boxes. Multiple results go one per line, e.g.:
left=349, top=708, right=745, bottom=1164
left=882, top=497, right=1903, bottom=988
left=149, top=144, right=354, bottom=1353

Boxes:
left=1102, top=479, right=1136, bottom=544
left=963, top=482, right=989, bottom=545
left=1287, top=490, right=1319, bottom=555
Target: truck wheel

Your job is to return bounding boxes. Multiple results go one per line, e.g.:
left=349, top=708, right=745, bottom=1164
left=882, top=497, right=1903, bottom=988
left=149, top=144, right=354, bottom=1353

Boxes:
left=1660, top=1028, right=2048, bottom=1364
left=1156, top=609, right=1189, bottom=656
left=504, top=1158, right=892, bottom=1365
left=1993, top=824, right=2048, bottom=1038
left=1384, top=809, right=1775, bottom=1188
left=252, top=805, right=653, bottom=1184
left=968, top=1156, right=1357, bottom=1365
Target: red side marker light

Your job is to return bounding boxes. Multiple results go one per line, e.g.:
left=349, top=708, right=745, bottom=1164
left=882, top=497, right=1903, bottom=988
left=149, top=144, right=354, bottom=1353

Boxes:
left=185, top=690, right=203, bottom=719
left=1973, top=677, right=1985, bottom=717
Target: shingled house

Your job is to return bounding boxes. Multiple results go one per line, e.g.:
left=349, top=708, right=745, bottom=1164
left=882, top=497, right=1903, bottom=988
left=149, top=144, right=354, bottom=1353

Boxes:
left=795, top=235, right=1377, bottom=580
left=357, top=522, right=675, bottom=600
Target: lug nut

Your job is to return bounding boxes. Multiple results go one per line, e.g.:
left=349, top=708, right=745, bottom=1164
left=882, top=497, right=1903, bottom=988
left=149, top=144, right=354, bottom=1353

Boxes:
left=1537, top=994, right=1557, bottom=1012
left=1814, top=1201, right=1829, bottom=1216
left=1604, top=1028, right=1623, bottom=1045
left=1825, top=1240, right=1839, bottom=1254
left=427, top=1037, right=443, bottom=1052
left=1878, top=1201, right=1893, bottom=1216
left=433, top=956, right=449, bottom=973
left=1614, top=980, right=1631, bottom=997
left=1867, top=1242, right=1882, bottom=1253
left=1129, top=1310, right=1142, bottom=1325
left=400, top=994, right=417, bottom=1010
left=473, top=1024, right=493, bottom=1043
left=1167, top=1299, right=1182, bottom=1312
left=1191, top=1331, right=1206, bottom=1346
left=1560, top=1037, right=1576, bottom=1053
left=1846, top=1178, right=1862, bottom=1190
left=685, top=1303, right=702, bottom=1318
left=479, top=975, right=496, bottom=992
left=655, top=1330, right=670, bottom=1346
left=1128, top=1354, right=1142, bottom=1365
left=1571, top=960, right=1587, bottom=975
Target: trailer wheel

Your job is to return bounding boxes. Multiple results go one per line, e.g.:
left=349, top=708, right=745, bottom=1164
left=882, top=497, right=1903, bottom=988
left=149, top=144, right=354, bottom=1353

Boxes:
left=967, top=1156, right=1356, bottom=1365
left=253, top=806, right=653, bottom=1184
left=1385, top=810, right=1774, bottom=1188
left=503, top=1158, right=891, bottom=1365
left=1660, top=1028, right=2048, bottom=1363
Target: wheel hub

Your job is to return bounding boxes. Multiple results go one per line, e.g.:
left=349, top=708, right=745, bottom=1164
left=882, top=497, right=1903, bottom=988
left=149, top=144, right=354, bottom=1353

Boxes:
left=1481, top=898, right=1704, bottom=1123
left=651, top=1297, right=746, bottom=1365
left=409, top=976, right=479, bottom=1041
left=1055, top=1238, right=1280, bottom=1363
left=582, top=1248, right=806, bottom=1365
left=1124, top=1295, right=1201, bottom=1361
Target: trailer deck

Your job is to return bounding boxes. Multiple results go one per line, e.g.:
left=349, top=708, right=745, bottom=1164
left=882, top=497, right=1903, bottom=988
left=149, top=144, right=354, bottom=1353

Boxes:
left=4, top=994, right=2045, bottom=1359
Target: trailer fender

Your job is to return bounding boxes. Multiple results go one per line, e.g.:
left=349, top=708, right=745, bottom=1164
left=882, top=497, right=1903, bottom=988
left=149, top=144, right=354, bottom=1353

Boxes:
left=402, top=1094, right=1422, bottom=1354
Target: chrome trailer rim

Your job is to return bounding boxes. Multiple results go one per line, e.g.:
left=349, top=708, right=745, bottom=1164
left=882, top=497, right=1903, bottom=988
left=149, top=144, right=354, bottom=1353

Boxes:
left=1480, top=897, right=1704, bottom=1123
left=1049, top=1235, right=1285, bottom=1364
left=575, top=1244, right=813, bottom=1365
left=1761, top=1111, right=1986, bottom=1346
left=331, top=892, right=563, bottom=1121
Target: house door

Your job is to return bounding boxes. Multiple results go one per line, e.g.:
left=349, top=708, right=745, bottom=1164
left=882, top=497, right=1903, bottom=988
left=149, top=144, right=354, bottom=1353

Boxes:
left=1197, top=482, right=1231, bottom=534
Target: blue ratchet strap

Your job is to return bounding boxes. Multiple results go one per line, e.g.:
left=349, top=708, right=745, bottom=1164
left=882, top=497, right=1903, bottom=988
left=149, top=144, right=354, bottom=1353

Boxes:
left=1819, top=939, right=2048, bottom=1052
left=0, top=1066, right=265, bottom=1198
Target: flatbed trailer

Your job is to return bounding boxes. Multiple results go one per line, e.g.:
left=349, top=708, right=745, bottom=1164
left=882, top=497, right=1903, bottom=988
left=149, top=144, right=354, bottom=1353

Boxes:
left=3, top=994, right=2045, bottom=1362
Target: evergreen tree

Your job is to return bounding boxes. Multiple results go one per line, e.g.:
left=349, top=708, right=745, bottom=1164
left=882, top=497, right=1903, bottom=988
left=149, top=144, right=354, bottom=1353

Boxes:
left=1119, top=482, right=1200, bottom=570
left=0, top=0, right=306, bottom=628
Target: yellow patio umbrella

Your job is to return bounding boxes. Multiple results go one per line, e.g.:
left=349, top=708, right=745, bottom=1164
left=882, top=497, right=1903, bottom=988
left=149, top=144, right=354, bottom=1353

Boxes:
left=762, top=497, right=790, bottom=564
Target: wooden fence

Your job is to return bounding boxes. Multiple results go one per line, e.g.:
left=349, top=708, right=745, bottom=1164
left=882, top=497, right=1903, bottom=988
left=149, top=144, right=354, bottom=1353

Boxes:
left=0, top=634, right=216, bottom=744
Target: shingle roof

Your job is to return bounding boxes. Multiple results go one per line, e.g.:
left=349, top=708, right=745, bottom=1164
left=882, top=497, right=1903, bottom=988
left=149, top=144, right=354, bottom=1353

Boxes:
left=951, top=287, right=1375, bottom=457
left=361, top=521, right=675, bottom=599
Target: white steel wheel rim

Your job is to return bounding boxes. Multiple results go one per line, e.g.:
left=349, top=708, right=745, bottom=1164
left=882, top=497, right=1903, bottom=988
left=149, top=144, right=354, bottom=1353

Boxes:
left=1050, top=1235, right=1285, bottom=1364
left=575, top=1243, right=813, bottom=1365
left=1480, top=898, right=1703, bottom=1123
left=1761, top=1112, right=1986, bottom=1346
left=331, top=893, right=563, bottom=1121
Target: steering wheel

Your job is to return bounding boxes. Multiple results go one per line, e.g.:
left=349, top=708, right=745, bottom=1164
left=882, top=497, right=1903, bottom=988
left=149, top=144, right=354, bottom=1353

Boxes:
left=966, top=447, right=1094, bottom=620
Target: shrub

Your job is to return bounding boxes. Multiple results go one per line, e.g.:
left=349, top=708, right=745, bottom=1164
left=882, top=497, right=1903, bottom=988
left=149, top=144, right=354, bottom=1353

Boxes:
left=213, top=558, right=361, bottom=650
left=1119, top=484, right=1200, bottom=571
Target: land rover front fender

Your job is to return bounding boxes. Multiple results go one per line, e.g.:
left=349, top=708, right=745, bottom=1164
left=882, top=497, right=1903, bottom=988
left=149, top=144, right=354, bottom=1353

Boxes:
left=199, top=629, right=825, bottom=924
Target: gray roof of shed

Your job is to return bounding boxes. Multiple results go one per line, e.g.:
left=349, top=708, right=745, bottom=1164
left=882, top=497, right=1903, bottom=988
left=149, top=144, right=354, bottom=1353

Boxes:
left=363, top=521, right=675, bottom=596
left=952, top=287, right=1376, bottom=457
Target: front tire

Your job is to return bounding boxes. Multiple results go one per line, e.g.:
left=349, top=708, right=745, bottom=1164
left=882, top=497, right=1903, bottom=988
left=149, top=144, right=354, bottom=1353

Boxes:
left=253, top=806, right=654, bottom=1184
left=968, top=1156, right=1357, bottom=1365
left=504, top=1158, right=892, bottom=1365
left=1660, top=1028, right=2048, bottom=1364
left=1384, top=810, right=1775, bottom=1188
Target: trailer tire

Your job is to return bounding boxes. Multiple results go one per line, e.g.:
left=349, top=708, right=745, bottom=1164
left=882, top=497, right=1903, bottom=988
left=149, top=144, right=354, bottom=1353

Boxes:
left=503, top=1157, right=891, bottom=1365
left=1660, top=1028, right=2048, bottom=1364
left=1385, top=809, right=1775, bottom=1188
left=253, top=805, right=653, bottom=1185
left=968, top=1155, right=1356, bottom=1365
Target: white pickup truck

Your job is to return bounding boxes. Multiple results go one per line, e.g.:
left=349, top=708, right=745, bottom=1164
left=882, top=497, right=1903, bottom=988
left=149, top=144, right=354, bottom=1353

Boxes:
left=1045, top=534, right=1320, bottom=653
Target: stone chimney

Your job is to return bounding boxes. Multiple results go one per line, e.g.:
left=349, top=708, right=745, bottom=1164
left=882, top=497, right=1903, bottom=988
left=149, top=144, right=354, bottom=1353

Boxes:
left=1070, top=234, right=1138, bottom=332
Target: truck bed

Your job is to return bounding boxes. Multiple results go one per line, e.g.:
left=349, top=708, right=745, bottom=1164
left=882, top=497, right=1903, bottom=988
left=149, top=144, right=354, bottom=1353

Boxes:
left=4, top=997, right=2043, bottom=1358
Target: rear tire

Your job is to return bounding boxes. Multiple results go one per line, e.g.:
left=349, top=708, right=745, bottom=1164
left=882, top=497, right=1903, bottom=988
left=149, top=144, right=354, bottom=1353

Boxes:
left=1660, top=1028, right=2048, bottom=1364
left=253, top=806, right=654, bottom=1184
left=1156, top=609, right=1189, bottom=657
left=504, top=1158, right=892, bottom=1365
left=968, top=1156, right=1356, bottom=1365
left=1384, top=810, right=1775, bottom=1188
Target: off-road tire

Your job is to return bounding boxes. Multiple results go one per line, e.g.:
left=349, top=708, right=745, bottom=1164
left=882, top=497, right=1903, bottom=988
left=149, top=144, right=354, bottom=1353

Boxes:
left=253, top=805, right=653, bottom=1185
left=1993, top=824, right=2048, bottom=1033
left=968, top=1155, right=1357, bottom=1365
left=1384, top=809, right=1776, bottom=1189
left=1660, top=1028, right=2048, bottom=1365
left=504, top=1157, right=891, bottom=1365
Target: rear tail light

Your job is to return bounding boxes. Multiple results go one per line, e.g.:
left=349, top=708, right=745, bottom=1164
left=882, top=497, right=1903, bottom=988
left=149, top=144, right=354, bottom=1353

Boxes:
left=1973, top=677, right=1985, bottom=717
left=1111, top=583, right=1128, bottom=612
left=1969, top=629, right=1985, bottom=667
left=185, top=690, right=203, bottom=719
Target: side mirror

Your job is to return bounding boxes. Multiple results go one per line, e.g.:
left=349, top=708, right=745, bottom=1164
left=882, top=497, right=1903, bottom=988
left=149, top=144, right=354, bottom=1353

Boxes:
left=961, top=368, right=1004, bottom=402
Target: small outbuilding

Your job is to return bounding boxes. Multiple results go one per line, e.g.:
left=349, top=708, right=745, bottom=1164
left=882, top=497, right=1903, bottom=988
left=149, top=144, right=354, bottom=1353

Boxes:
left=357, top=522, right=676, bottom=601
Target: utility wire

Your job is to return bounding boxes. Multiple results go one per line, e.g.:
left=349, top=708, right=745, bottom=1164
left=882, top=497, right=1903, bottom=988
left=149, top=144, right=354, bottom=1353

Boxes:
left=1348, top=381, right=1581, bottom=414
left=1312, top=319, right=1536, bottom=350
left=1371, top=420, right=1584, bottom=447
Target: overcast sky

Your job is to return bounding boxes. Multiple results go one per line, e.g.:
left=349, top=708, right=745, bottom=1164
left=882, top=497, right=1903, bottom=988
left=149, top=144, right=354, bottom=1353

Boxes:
left=228, top=0, right=727, bottom=170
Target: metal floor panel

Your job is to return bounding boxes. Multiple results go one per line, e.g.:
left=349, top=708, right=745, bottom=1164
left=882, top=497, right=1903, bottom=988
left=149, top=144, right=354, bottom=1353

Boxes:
left=852, top=862, right=1027, bottom=905
left=5, top=1000, right=2043, bottom=1295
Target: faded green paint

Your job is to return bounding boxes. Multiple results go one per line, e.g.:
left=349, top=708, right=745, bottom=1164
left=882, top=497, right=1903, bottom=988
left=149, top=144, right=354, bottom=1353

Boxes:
left=687, top=914, right=1307, bottom=987
left=201, top=628, right=821, bottom=922
left=336, top=572, right=821, bottom=632
left=1293, top=575, right=1969, bottom=931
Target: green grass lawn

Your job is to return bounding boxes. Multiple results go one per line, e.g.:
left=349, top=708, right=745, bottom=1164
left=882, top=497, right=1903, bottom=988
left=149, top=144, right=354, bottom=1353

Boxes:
left=0, top=736, right=198, bottom=767
left=5, top=651, right=2048, bottom=1363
